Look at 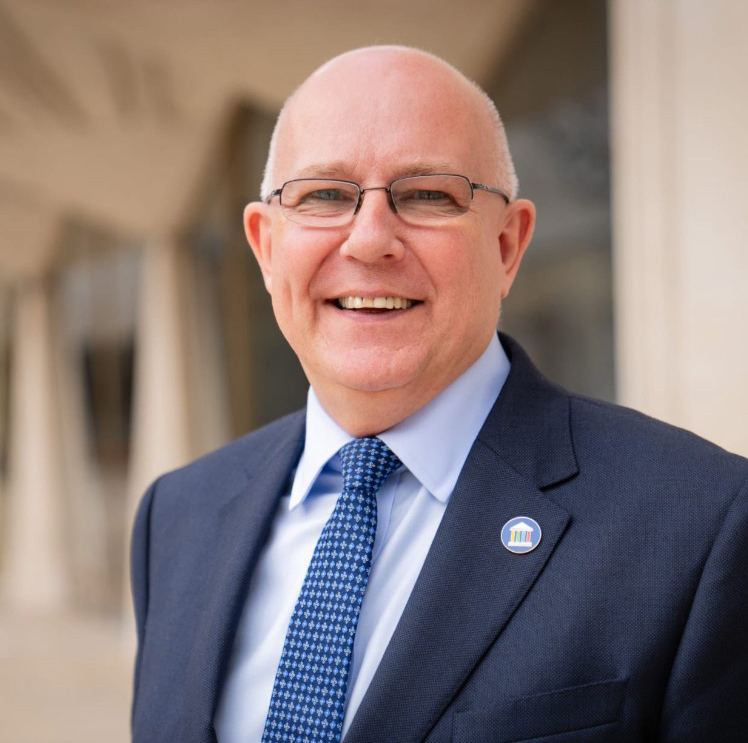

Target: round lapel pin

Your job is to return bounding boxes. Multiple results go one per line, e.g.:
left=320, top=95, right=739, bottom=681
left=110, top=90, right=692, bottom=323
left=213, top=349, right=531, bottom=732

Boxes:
left=501, top=516, right=542, bottom=554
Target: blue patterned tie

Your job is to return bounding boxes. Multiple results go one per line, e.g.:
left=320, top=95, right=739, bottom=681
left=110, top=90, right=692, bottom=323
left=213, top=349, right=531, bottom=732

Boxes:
left=261, top=437, right=401, bottom=743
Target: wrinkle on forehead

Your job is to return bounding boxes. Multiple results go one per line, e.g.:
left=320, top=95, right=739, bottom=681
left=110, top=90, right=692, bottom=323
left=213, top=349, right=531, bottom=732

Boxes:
left=293, top=160, right=466, bottom=181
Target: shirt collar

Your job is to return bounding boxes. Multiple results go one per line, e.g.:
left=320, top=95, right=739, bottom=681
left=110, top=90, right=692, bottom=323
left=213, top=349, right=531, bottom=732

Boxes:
left=289, top=333, right=510, bottom=509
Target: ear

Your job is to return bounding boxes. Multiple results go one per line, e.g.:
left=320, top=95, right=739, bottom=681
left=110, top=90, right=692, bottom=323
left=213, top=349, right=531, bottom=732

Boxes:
left=498, top=198, right=536, bottom=299
left=244, top=201, right=274, bottom=293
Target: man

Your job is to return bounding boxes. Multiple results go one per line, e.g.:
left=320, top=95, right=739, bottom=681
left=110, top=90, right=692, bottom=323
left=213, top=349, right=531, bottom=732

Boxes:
left=131, top=46, right=748, bottom=742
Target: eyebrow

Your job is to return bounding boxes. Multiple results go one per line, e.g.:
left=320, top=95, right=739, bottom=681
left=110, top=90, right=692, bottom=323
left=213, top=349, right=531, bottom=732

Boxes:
left=292, top=160, right=462, bottom=181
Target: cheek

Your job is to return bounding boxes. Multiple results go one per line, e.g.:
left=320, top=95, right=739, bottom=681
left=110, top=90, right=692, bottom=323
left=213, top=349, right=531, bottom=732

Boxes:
left=269, top=230, right=326, bottom=303
left=265, top=247, right=316, bottom=342
left=435, top=232, right=501, bottom=306
left=469, top=225, right=505, bottom=290
left=445, top=240, right=504, bottom=329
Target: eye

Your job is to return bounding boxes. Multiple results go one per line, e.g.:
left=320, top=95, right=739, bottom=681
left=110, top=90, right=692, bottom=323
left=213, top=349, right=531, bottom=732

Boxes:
left=304, top=188, right=348, bottom=202
left=412, top=189, right=450, bottom=201
left=287, top=183, right=359, bottom=215
left=396, top=187, right=457, bottom=206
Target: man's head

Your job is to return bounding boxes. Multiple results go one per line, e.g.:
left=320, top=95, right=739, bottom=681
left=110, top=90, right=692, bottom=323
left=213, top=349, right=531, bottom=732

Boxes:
left=245, top=46, right=535, bottom=435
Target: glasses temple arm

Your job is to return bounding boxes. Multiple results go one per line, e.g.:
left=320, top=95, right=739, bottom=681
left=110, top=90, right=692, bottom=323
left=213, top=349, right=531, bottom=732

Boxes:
left=471, top=183, right=511, bottom=203
left=265, top=189, right=282, bottom=204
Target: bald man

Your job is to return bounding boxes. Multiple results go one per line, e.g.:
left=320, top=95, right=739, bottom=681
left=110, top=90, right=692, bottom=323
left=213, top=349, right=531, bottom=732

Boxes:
left=131, top=47, right=748, bottom=743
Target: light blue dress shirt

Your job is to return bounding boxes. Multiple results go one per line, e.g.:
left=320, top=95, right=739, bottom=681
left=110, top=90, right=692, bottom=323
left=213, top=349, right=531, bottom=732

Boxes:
left=215, top=334, right=510, bottom=742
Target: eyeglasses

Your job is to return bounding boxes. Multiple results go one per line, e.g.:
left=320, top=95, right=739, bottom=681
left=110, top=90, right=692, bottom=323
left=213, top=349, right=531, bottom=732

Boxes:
left=266, top=174, right=510, bottom=227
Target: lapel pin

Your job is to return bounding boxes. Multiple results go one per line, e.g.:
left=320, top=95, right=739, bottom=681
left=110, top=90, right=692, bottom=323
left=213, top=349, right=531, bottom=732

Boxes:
left=501, top=516, right=542, bottom=554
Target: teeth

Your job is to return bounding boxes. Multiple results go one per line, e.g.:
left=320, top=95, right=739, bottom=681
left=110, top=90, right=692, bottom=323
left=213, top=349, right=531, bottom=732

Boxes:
left=338, top=296, right=414, bottom=310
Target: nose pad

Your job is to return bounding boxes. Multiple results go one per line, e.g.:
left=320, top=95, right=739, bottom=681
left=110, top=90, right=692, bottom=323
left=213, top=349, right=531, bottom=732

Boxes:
left=354, top=186, right=399, bottom=217
left=386, top=188, right=397, bottom=214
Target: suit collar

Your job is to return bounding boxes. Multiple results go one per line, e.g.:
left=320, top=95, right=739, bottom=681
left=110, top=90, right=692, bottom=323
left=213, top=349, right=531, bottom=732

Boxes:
left=480, top=333, right=579, bottom=489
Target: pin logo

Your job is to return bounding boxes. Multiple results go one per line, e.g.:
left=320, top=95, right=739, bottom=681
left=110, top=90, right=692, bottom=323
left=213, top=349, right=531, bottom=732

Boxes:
left=501, top=516, right=542, bottom=554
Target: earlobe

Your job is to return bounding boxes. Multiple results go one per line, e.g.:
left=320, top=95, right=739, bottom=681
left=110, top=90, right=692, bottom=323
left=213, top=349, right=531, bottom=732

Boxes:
left=244, top=202, right=274, bottom=293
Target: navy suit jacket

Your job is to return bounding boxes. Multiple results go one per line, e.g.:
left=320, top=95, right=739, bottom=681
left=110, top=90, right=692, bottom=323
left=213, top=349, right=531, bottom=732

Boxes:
left=131, top=334, right=748, bottom=742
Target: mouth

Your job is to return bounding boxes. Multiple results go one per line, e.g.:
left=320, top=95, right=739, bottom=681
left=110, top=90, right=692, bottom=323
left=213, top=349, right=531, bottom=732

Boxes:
left=333, top=295, right=421, bottom=311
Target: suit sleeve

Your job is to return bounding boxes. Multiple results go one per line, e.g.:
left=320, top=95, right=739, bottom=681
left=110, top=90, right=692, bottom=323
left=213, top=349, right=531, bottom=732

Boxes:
left=130, top=478, right=158, bottom=727
left=659, top=476, right=748, bottom=741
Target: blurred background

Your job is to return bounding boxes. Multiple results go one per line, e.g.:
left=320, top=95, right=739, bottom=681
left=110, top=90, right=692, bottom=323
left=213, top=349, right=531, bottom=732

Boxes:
left=0, top=1, right=746, bottom=741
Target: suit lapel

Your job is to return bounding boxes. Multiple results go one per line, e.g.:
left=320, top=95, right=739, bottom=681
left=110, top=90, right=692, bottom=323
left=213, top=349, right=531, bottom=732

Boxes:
left=181, top=413, right=305, bottom=741
left=344, top=335, right=578, bottom=743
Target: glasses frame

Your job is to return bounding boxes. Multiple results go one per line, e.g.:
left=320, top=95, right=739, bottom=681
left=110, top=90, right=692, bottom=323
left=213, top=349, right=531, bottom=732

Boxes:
left=265, top=174, right=510, bottom=226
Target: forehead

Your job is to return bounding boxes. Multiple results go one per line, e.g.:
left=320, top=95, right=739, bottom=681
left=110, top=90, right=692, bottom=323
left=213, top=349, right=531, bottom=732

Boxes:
left=275, top=51, right=496, bottom=183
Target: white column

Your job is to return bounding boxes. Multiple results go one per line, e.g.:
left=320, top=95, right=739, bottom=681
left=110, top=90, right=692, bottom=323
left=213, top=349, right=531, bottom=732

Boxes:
left=126, top=238, right=193, bottom=522
left=610, top=0, right=748, bottom=456
left=3, top=280, right=71, bottom=610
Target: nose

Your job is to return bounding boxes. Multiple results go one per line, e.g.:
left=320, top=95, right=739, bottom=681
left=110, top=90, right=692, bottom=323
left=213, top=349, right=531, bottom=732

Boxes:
left=339, top=188, right=405, bottom=263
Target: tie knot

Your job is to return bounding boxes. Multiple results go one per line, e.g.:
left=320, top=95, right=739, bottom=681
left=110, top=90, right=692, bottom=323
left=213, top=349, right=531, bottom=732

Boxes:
left=338, top=437, right=401, bottom=493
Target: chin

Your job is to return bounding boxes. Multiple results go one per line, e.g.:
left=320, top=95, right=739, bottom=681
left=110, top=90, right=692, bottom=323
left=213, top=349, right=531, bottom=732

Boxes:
left=321, top=353, right=425, bottom=395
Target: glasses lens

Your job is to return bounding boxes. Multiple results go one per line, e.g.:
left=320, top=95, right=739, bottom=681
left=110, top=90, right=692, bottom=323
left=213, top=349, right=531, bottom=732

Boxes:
left=391, top=175, right=472, bottom=223
left=280, top=180, right=360, bottom=225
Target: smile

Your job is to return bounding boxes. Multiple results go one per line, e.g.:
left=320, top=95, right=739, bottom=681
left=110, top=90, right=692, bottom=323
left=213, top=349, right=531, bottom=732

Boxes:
left=334, top=296, right=419, bottom=310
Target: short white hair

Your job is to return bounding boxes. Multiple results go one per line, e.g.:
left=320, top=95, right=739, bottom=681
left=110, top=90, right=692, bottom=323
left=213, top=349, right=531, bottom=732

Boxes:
left=259, top=46, right=519, bottom=202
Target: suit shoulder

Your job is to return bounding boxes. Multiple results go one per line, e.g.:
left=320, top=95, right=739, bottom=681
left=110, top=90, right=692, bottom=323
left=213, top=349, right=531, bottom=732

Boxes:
left=147, top=409, right=305, bottom=504
left=568, top=393, right=748, bottom=486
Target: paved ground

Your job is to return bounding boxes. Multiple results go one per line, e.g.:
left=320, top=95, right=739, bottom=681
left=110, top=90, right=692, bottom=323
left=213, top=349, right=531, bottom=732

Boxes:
left=0, top=611, right=132, bottom=743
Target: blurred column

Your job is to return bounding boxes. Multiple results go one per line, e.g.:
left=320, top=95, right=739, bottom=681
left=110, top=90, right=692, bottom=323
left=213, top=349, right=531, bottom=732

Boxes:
left=122, top=235, right=202, bottom=629
left=3, top=278, right=71, bottom=609
left=610, top=0, right=748, bottom=455
left=126, top=237, right=193, bottom=523
left=0, top=197, right=71, bottom=611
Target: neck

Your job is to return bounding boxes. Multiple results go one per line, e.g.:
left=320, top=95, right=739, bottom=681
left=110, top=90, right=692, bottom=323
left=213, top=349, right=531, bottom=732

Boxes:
left=313, top=383, right=444, bottom=437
